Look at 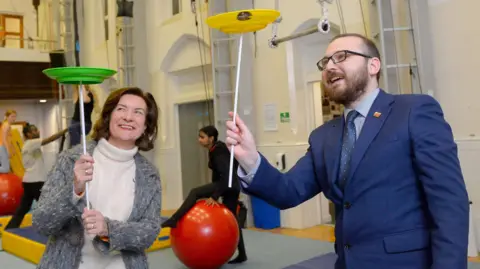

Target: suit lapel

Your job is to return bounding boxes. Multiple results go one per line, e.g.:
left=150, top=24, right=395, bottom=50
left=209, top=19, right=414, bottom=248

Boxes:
left=347, top=90, right=394, bottom=182
left=324, top=117, right=345, bottom=198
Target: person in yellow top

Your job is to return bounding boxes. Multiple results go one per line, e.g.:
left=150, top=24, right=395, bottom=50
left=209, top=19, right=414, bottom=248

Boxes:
left=0, top=109, right=17, bottom=173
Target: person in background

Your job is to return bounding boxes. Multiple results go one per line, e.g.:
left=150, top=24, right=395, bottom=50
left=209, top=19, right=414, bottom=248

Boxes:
left=162, top=125, right=247, bottom=264
left=69, top=85, right=101, bottom=148
left=0, top=109, right=16, bottom=173
left=225, top=33, right=469, bottom=269
left=32, top=87, right=161, bottom=269
left=4, top=123, right=67, bottom=230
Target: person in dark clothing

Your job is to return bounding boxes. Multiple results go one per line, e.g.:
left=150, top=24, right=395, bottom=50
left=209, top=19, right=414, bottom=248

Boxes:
left=162, top=125, right=247, bottom=264
left=69, top=85, right=99, bottom=148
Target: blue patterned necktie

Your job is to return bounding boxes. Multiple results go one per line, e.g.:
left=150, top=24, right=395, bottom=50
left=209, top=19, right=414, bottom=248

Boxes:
left=338, top=110, right=359, bottom=190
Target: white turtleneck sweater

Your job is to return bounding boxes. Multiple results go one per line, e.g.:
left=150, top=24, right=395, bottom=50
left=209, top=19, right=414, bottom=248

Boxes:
left=78, top=138, right=137, bottom=269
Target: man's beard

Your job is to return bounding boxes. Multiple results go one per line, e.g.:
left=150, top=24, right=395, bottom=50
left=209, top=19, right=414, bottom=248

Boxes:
left=322, top=66, right=369, bottom=107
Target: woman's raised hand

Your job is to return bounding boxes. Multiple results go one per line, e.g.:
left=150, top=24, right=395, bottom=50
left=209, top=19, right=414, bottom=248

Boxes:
left=73, top=154, right=94, bottom=195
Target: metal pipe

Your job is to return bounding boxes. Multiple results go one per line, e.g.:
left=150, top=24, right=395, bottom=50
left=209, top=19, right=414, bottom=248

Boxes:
left=2, top=36, right=57, bottom=42
left=270, top=26, right=319, bottom=47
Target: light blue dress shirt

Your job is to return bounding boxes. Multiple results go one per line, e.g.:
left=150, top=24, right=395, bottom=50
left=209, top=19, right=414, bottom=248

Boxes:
left=238, top=88, right=380, bottom=185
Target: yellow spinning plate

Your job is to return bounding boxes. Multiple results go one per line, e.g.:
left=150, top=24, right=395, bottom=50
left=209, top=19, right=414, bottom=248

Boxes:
left=206, top=9, right=280, bottom=34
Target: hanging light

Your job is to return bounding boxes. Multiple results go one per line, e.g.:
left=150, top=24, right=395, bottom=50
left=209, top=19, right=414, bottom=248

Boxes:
left=117, top=0, right=134, bottom=18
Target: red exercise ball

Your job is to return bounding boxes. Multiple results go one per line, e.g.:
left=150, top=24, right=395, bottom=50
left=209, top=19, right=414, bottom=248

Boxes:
left=0, top=173, right=23, bottom=216
left=170, top=201, right=239, bottom=269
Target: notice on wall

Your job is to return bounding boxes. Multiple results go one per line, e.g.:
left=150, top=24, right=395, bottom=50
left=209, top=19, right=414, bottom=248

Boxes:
left=263, top=103, right=278, bottom=131
left=280, top=112, right=290, bottom=123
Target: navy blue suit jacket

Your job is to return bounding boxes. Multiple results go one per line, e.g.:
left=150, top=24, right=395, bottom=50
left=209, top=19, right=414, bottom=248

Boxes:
left=243, top=90, right=469, bottom=269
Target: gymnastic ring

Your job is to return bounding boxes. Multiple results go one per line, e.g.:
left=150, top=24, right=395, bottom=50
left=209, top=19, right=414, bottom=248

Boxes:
left=318, top=18, right=330, bottom=34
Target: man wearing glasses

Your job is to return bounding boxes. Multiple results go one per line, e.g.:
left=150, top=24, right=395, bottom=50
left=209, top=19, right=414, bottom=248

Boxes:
left=225, top=33, right=469, bottom=269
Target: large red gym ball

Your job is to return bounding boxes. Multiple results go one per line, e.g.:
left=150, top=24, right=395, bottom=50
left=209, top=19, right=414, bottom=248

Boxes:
left=0, top=173, right=23, bottom=216
left=170, top=201, right=240, bottom=269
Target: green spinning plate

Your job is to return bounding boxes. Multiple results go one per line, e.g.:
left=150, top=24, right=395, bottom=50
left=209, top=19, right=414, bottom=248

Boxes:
left=43, top=67, right=117, bottom=85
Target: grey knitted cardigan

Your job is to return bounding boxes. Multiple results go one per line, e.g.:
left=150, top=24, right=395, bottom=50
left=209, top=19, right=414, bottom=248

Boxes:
left=32, top=140, right=162, bottom=269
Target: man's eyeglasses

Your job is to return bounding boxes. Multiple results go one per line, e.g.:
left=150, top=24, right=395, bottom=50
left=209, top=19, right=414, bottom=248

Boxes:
left=316, top=50, right=373, bottom=71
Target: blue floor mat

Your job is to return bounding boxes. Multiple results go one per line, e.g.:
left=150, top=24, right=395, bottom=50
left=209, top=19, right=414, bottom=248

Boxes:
left=283, top=252, right=336, bottom=269
left=5, top=227, right=48, bottom=244
left=1, top=229, right=480, bottom=269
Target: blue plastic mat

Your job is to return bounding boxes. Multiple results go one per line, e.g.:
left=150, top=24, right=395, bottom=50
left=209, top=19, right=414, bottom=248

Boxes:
left=6, top=227, right=48, bottom=244
left=283, top=252, right=337, bottom=269
left=2, top=230, right=480, bottom=269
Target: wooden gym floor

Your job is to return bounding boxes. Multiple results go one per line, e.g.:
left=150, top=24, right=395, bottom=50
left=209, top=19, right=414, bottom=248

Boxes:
left=164, top=209, right=480, bottom=263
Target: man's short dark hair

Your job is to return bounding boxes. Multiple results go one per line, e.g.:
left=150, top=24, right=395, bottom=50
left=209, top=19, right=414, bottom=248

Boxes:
left=330, top=33, right=382, bottom=81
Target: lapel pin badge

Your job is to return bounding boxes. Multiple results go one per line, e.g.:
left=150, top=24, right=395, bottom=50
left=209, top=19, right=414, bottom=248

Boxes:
left=373, top=112, right=382, bottom=118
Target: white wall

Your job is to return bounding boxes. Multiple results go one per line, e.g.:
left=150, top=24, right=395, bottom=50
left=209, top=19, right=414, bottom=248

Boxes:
left=79, top=0, right=115, bottom=70
left=428, top=0, right=480, bottom=138
left=426, top=0, right=480, bottom=245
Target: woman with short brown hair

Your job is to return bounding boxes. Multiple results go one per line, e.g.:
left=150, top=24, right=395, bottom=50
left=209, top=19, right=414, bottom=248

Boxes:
left=33, top=87, right=162, bottom=269
left=91, top=87, right=158, bottom=150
